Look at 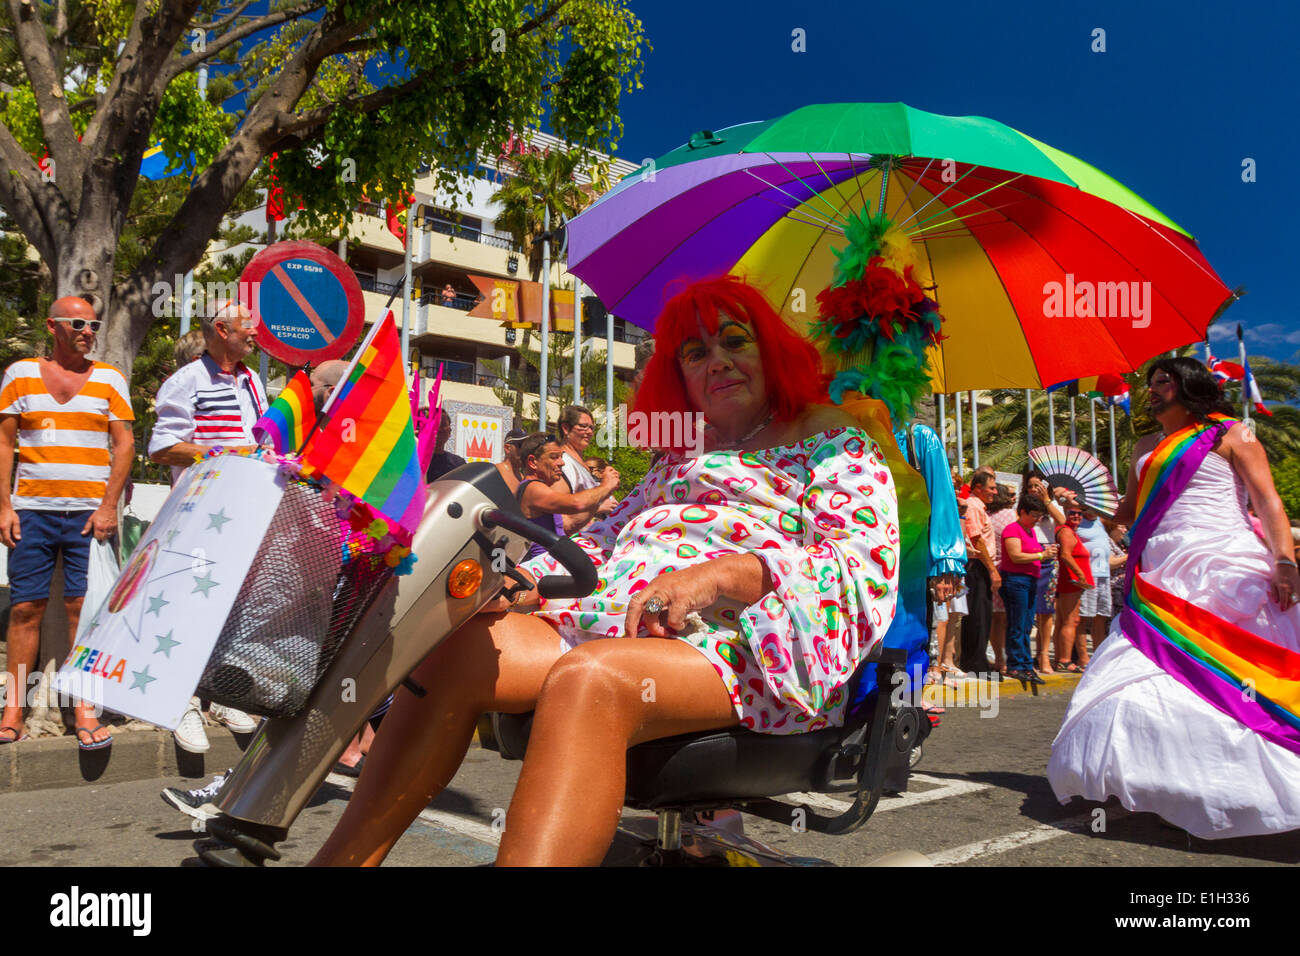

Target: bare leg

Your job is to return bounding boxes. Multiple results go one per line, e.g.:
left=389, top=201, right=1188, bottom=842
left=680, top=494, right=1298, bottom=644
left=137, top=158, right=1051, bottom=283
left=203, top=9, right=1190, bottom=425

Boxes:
left=496, top=638, right=736, bottom=866
left=310, top=611, right=567, bottom=866
left=990, top=611, right=1006, bottom=672
left=1054, top=592, right=1081, bottom=667
left=934, top=616, right=950, bottom=669
left=1075, top=615, right=1093, bottom=666
left=62, top=595, right=107, bottom=744
left=1035, top=613, right=1055, bottom=673
left=0, top=600, right=45, bottom=740
left=1089, top=612, right=1108, bottom=657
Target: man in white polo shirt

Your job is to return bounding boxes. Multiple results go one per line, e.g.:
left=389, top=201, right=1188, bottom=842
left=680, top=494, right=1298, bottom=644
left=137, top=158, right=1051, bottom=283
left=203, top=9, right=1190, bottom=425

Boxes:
left=148, top=300, right=265, bottom=749
left=149, top=300, right=268, bottom=482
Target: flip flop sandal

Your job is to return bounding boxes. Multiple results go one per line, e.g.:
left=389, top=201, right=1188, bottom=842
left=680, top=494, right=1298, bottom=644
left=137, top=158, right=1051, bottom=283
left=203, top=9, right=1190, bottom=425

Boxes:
left=0, top=726, right=28, bottom=745
left=74, top=723, right=113, bottom=751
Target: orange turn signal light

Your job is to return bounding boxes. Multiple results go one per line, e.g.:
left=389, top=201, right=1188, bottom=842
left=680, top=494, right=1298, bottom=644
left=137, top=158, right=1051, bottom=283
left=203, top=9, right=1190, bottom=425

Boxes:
left=448, top=559, right=483, bottom=599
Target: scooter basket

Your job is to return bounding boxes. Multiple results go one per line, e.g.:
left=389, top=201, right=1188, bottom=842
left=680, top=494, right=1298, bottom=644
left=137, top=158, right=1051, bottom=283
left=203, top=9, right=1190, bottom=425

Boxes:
left=196, top=479, right=395, bottom=718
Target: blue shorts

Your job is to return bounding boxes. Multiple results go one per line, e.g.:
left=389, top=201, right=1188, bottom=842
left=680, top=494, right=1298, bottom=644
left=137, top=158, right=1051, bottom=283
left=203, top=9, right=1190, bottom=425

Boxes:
left=7, top=509, right=94, bottom=604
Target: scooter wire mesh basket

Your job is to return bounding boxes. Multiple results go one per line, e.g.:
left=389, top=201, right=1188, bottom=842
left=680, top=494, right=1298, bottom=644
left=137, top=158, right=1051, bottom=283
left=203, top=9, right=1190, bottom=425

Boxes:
left=196, top=479, right=395, bottom=718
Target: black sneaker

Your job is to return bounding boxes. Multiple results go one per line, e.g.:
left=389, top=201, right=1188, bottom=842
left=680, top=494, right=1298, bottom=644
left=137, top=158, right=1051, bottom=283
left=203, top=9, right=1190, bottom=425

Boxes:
left=161, top=770, right=231, bottom=822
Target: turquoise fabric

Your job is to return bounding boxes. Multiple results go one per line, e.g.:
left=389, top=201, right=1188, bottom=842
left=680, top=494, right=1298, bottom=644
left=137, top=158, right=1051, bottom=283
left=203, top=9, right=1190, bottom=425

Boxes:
left=893, top=422, right=966, bottom=578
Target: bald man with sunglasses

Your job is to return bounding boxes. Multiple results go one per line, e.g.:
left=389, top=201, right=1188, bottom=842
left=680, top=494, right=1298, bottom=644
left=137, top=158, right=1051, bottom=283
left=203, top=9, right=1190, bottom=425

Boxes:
left=0, top=297, right=135, bottom=748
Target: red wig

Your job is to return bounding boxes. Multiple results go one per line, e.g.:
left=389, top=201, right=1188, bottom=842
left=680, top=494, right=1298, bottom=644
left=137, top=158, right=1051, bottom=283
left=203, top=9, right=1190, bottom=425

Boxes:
left=632, top=275, right=830, bottom=452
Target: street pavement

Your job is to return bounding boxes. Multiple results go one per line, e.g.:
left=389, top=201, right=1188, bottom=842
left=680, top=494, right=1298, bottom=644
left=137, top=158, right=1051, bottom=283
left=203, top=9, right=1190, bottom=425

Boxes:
left=3, top=689, right=1300, bottom=867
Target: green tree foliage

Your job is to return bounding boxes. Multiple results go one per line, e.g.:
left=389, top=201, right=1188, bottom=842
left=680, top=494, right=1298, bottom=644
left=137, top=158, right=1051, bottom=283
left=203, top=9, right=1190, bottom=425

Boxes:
left=1273, top=455, right=1300, bottom=522
left=0, top=0, right=647, bottom=384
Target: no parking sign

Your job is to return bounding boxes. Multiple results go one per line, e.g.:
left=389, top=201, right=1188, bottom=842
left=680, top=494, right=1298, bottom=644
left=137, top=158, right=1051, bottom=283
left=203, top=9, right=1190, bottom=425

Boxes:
left=240, top=241, right=366, bottom=366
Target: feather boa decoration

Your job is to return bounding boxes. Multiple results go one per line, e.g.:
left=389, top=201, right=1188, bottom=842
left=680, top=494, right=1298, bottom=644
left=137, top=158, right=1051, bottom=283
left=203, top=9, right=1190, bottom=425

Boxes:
left=812, top=205, right=944, bottom=423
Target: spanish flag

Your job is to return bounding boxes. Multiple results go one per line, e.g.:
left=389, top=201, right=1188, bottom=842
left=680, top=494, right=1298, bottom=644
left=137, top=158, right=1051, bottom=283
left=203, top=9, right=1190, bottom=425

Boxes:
left=253, top=370, right=316, bottom=454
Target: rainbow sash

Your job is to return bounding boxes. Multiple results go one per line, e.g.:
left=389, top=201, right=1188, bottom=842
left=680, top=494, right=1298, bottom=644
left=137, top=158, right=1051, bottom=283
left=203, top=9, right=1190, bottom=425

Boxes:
left=1121, top=414, right=1300, bottom=755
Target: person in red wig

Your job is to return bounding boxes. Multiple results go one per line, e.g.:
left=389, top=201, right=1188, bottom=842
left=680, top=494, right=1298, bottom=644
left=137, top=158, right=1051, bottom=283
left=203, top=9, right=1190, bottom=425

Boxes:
left=310, top=275, right=901, bottom=866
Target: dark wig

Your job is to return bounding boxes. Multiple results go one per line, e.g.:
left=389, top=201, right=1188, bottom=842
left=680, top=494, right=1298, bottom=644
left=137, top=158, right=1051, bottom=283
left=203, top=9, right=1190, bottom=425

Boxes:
left=1147, top=357, right=1234, bottom=423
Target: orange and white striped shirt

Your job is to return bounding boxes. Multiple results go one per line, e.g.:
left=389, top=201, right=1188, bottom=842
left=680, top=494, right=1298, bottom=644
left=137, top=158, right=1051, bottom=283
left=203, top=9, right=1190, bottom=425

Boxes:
left=0, top=358, right=134, bottom=511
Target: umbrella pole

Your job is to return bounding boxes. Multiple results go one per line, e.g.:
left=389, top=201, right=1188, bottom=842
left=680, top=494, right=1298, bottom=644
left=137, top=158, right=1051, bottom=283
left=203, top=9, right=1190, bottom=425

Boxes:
left=938, top=393, right=949, bottom=464
left=1025, top=389, right=1033, bottom=464
left=1047, top=390, right=1056, bottom=445
left=970, top=391, right=979, bottom=469
left=1090, top=397, right=1098, bottom=457
left=1109, top=402, right=1120, bottom=492
left=954, top=392, right=964, bottom=473
left=1069, top=394, right=1077, bottom=447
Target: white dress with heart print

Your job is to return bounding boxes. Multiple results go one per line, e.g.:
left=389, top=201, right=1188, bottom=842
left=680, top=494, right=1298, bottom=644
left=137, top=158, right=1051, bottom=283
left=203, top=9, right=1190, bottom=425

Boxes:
left=517, top=427, right=900, bottom=735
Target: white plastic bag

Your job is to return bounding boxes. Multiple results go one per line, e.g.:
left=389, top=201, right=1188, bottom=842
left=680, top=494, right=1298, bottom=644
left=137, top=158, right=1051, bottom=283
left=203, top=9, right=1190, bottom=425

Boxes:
left=75, top=538, right=121, bottom=643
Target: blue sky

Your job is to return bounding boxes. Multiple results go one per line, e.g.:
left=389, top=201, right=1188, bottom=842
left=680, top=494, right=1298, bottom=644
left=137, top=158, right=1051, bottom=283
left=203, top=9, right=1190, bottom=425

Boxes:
left=612, top=0, right=1298, bottom=364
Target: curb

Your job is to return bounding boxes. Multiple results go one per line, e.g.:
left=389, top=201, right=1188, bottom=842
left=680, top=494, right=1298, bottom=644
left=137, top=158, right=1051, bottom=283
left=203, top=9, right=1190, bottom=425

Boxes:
left=923, top=670, right=1082, bottom=706
left=0, top=726, right=249, bottom=795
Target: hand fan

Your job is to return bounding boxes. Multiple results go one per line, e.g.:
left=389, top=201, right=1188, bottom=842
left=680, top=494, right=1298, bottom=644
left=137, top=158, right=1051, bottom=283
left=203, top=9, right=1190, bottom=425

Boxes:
left=1027, top=445, right=1120, bottom=518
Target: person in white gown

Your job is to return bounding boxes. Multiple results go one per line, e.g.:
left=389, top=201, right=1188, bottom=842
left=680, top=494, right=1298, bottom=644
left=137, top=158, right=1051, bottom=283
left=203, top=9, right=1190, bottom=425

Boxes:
left=1048, top=357, right=1300, bottom=839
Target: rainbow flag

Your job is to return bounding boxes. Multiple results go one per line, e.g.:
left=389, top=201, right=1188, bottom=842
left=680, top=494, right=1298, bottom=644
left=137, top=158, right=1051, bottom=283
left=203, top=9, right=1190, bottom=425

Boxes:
left=300, top=314, right=426, bottom=534
left=254, top=370, right=316, bottom=454
left=1121, top=413, right=1300, bottom=755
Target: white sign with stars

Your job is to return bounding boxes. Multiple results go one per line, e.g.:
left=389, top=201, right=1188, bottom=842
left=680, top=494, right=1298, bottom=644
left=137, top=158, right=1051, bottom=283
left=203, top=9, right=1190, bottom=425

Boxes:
left=54, top=453, right=286, bottom=729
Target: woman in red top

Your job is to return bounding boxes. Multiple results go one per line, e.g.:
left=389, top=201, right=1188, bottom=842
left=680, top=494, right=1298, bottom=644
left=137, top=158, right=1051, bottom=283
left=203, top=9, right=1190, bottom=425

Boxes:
left=1054, top=502, right=1095, bottom=672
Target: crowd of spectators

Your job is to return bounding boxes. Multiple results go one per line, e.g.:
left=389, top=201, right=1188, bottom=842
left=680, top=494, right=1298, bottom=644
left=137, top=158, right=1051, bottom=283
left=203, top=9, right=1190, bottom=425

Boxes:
left=926, top=466, right=1135, bottom=687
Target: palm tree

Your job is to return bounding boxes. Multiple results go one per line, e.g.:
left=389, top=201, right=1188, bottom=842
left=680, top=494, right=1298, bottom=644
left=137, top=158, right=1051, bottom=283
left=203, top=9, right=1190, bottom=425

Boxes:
left=961, top=348, right=1300, bottom=492
left=490, top=140, right=606, bottom=423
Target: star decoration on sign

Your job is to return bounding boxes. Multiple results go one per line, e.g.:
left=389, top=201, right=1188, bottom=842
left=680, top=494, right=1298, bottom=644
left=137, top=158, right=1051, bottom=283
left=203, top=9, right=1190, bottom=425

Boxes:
left=207, top=508, right=232, bottom=533
left=130, top=665, right=156, bottom=693
left=147, top=593, right=169, bottom=617
left=165, top=527, right=181, bottom=547
left=192, top=570, right=219, bottom=597
left=154, top=630, right=180, bottom=658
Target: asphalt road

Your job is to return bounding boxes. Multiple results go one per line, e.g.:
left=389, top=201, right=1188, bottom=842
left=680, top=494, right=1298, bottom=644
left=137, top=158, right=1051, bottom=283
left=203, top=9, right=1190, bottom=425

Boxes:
left=3, top=690, right=1299, bottom=868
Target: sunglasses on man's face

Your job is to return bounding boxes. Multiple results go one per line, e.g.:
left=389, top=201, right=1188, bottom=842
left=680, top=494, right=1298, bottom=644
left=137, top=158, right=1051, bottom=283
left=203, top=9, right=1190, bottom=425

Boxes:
left=1066, top=510, right=1083, bottom=517
left=53, top=317, right=101, bottom=333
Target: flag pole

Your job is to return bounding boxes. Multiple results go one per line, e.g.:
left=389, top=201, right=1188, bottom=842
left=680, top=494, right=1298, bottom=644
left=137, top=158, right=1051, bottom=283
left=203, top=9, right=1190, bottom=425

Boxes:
left=954, top=391, right=964, bottom=473
left=400, top=198, right=414, bottom=382
left=573, top=277, right=583, bottom=407
left=539, top=204, right=551, bottom=430
left=1025, top=389, right=1033, bottom=463
left=1237, top=324, right=1252, bottom=428
left=1068, top=392, right=1077, bottom=447
left=1047, top=389, right=1056, bottom=445
left=938, top=393, right=948, bottom=464
left=970, top=390, right=979, bottom=469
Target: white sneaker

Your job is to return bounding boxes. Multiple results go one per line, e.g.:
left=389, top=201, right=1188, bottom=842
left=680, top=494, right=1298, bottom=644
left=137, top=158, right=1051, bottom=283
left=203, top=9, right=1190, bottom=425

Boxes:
left=209, top=703, right=258, bottom=734
left=173, top=697, right=210, bottom=753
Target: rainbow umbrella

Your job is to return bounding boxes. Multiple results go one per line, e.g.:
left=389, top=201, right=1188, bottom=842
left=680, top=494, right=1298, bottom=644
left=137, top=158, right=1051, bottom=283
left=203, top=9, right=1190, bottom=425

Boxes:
left=569, top=103, right=1234, bottom=391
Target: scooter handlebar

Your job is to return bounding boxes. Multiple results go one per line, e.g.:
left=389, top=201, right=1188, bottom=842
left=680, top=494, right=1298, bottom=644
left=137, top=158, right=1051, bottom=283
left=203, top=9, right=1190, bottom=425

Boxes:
left=478, top=508, right=599, bottom=600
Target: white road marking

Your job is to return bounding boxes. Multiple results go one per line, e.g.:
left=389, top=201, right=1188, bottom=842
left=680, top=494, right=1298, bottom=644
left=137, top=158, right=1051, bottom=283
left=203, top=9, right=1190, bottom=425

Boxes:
left=780, top=773, right=993, bottom=816
left=927, top=808, right=1130, bottom=866
left=325, top=772, right=501, bottom=846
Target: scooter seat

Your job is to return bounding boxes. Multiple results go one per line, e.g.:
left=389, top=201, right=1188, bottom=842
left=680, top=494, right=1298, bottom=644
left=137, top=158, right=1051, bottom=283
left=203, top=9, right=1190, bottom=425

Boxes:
left=492, top=712, right=850, bottom=809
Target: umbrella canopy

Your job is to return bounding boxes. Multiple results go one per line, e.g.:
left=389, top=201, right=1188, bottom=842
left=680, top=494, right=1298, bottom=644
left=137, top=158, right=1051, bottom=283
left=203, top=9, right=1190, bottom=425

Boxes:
left=570, top=103, right=1234, bottom=392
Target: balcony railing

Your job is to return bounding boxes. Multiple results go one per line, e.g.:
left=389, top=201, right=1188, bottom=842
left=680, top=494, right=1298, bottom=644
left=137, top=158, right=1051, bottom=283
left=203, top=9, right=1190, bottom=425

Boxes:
left=424, top=216, right=518, bottom=251
left=357, top=274, right=402, bottom=296
left=423, top=291, right=481, bottom=311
